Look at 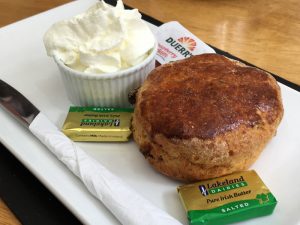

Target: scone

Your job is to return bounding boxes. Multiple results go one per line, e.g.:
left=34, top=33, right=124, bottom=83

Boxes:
left=132, top=53, right=283, bottom=182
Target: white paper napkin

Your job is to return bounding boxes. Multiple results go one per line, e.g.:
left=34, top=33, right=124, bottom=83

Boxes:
left=29, top=112, right=182, bottom=225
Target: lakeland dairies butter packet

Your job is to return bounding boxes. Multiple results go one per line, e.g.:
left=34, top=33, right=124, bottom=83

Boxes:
left=177, top=170, right=277, bottom=225
left=155, top=21, right=215, bottom=65
left=62, top=106, right=133, bottom=142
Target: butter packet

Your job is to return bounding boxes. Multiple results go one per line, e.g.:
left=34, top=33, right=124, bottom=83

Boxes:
left=177, top=170, right=277, bottom=225
left=155, top=21, right=215, bottom=65
left=62, top=106, right=133, bottom=142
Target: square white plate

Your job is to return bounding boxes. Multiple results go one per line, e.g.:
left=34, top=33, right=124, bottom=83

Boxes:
left=0, top=1, right=300, bottom=224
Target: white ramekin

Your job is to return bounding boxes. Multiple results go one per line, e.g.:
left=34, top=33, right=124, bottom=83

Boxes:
left=54, top=42, right=157, bottom=107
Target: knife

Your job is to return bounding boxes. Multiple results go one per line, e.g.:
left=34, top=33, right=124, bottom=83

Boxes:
left=0, top=79, right=182, bottom=225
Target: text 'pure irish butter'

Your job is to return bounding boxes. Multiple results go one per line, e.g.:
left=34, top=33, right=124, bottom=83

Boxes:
left=62, top=106, right=133, bottom=142
left=177, top=170, right=277, bottom=225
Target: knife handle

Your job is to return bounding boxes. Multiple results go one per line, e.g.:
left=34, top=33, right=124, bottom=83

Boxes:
left=29, top=113, right=182, bottom=225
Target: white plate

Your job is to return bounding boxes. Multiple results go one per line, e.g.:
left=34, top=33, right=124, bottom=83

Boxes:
left=0, top=1, right=300, bottom=225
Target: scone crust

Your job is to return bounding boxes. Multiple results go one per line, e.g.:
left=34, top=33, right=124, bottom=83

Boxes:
left=132, top=54, right=283, bottom=181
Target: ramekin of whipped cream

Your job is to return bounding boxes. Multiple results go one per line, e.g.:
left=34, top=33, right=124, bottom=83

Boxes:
left=43, top=0, right=157, bottom=107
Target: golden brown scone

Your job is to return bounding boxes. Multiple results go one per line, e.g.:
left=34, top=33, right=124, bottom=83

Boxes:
left=132, top=54, right=283, bottom=182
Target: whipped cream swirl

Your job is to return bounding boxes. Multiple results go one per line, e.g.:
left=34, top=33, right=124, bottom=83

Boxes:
left=44, top=0, right=155, bottom=74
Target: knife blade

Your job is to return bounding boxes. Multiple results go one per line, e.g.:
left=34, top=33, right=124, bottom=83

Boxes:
left=0, top=79, right=182, bottom=225
left=0, top=80, right=39, bottom=126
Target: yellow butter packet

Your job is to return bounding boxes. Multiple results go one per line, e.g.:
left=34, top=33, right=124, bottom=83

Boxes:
left=177, top=170, right=277, bottom=225
left=62, top=106, right=133, bottom=142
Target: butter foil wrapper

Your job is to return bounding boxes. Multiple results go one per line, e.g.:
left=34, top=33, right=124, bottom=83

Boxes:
left=62, top=107, right=133, bottom=142
left=177, top=170, right=277, bottom=225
